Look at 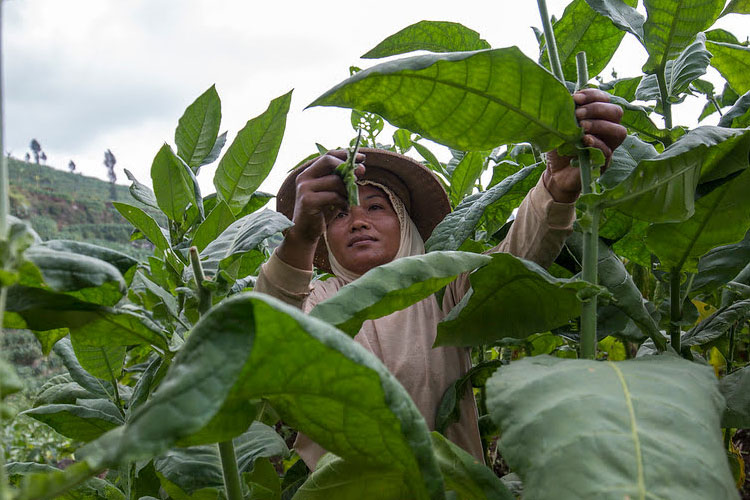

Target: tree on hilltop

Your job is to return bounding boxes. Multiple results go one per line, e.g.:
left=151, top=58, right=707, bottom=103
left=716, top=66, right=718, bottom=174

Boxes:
left=68, top=160, right=76, bottom=173
left=103, top=149, right=117, bottom=200
left=29, top=139, right=42, bottom=164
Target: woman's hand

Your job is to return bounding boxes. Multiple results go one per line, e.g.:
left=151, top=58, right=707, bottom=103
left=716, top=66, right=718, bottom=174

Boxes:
left=277, top=151, right=365, bottom=270
left=543, top=89, right=626, bottom=203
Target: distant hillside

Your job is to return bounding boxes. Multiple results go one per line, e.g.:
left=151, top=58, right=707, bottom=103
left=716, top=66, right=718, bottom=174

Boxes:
left=8, top=157, right=154, bottom=259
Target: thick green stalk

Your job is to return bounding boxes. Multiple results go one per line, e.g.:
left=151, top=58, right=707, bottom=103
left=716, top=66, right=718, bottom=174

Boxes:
left=669, top=269, right=682, bottom=351
left=218, top=441, right=243, bottom=500
left=656, top=66, right=673, bottom=130
left=580, top=209, right=599, bottom=359
left=537, top=0, right=565, bottom=82
left=189, top=249, right=242, bottom=500
left=537, top=5, right=599, bottom=358
left=576, top=52, right=588, bottom=91
left=189, top=247, right=212, bottom=316
left=577, top=52, right=599, bottom=359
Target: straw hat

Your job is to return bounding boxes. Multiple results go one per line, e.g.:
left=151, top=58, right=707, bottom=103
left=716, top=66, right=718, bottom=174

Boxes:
left=276, top=147, right=451, bottom=272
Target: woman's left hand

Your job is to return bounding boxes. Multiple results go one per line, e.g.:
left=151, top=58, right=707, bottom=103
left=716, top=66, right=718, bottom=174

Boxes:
left=543, top=88, right=627, bottom=203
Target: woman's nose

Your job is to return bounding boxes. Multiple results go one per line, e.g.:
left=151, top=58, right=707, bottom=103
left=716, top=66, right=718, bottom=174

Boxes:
left=349, top=206, right=370, bottom=230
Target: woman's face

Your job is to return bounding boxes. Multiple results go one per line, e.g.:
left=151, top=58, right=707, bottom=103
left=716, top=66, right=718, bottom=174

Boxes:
left=326, top=184, right=401, bottom=275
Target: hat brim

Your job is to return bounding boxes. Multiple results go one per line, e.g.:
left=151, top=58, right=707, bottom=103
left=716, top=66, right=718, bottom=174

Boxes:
left=276, top=148, right=450, bottom=273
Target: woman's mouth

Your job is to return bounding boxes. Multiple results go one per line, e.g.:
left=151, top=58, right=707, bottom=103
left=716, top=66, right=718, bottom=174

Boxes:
left=349, top=235, right=377, bottom=247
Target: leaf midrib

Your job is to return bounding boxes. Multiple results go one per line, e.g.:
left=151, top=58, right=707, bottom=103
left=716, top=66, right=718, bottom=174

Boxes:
left=609, top=361, right=646, bottom=500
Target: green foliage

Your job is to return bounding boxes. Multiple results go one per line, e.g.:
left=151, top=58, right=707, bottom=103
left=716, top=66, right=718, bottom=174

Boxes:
left=5, top=6, right=750, bottom=498
left=487, top=355, right=737, bottom=499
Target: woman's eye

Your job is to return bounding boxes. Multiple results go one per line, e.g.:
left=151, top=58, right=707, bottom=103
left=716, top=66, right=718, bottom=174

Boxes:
left=369, top=204, right=383, bottom=211
left=336, top=211, right=348, bottom=219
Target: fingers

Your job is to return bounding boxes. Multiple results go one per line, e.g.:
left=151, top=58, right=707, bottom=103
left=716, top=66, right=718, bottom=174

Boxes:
left=298, top=151, right=366, bottom=181
left=575, top=102, right=623, bottom=124
left=579, top=118, right=627, bottom=152
left=573, top=88, right=611, bottom=105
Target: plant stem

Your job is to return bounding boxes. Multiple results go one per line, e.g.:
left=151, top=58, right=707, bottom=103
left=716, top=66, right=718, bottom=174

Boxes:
left=576, top=52, right=588, bottom=91
left=709, top=96, right=723, bottom=117
left=656, top=66, right=673, bottom=130
left=190, top=249, right=242, bottom=499
left=580, top=209, right=600, bottom=360
left=218, top=441, right=243, bottom=500
left=189, top=246, right=212, bottom=316
left=669, top=269, right=682, bottom=352
left=575, top=52, right=600, bottom=360
left=727, top=323, right=737, bottom=375
left=537, top=0, right=565, bottom=83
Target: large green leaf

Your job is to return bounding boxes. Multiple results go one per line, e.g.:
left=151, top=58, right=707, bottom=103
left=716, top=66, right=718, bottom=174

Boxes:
left=706, top=41, right=750, bottom=94
left=718, top=90, right=750, bottom=128
left=720, top=0, right=750, bottom=16
left=124, top=168, right=159, bottom=210
left=191, top=200, right=236, bottom=252
left=611, top=96, right=685, bottom=144
left=54, top=338, right=115, bottom=399
left=25, top=246, right=125, bottom=306
left=309, top=251, right=491, bottom=335
left=154, top=422, right=288, bottom=494
left=426, top=164, right=539, bottom=252
left=449, top=151, right=485, bottom=206
left=361, top=21, right=490, bottom=58
left=642, top=0, right=724, bottom=72
left=6, top=287, right=169, bottom=352
left=175, top=85, right=222, bottom=170
left=198, top=209, right=292, bottom=275
left=636, top=33, right=712, bottom=102
left=646, top=168, right=750, bottom=272
left=294, top=455, right=411, bottom=500
left=681, top=299, right=750, bottom=347
left=720, top=364, right=750, bottom=428
left=599, top=134, right=658, bottom=190
left=435, top=253, right=594, bottom=347
left=80, top=293, right=444, bottom=500
left=585, top=0, right=645, bottom=42
left=113, top=202, right=170, bottom=252
left=310, top=47, right=582, bottom=152
left=566, top=233, right=665, bottom=349
left=22, top=399, right=124, bottom=442
left=7, top=462, right=124, bottom=500
left=70, top=337, right=126, bottom=381
left=34, top=375, right=95, bottom=406
left=151, top=143, right=203, bottom=222
left=692, top=230, right=750, bottom=292
left=486, top=355, right=737, bottom=499
left=431, top=432, right=513, bottom=500
left=581, top=126, right=750, bottom=223
left=214, top=91, right=291, bottom=215
left=542, top=0, right=637, bottom=82
left=40, top=240, right=137, bottom=276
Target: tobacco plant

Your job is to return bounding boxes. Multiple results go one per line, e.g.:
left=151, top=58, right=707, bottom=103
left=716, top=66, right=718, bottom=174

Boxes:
left=2, top=0, right=750, bottom=499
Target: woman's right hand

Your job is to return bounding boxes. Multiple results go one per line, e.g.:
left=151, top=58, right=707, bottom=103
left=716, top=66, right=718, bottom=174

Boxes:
left=276, top=150, right=365, bottom=270
left=289, top=150, right=366, bottom=243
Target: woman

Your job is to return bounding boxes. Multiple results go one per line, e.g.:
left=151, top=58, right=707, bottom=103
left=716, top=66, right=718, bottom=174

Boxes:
left=255, top=89, right=626, bottom=469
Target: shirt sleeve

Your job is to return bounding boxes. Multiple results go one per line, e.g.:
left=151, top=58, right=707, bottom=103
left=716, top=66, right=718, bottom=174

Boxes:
left=442, top=175, right=576, bottom=312
left=254, top=249, right=314, bottom=309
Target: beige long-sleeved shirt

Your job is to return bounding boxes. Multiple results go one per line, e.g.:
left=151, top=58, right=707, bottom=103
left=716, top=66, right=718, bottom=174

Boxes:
left=254, top=177, right=576, bottom=469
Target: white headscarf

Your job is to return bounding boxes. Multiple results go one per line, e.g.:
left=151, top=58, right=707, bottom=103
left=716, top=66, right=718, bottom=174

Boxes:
left=324, top=180, right=424, bottom=283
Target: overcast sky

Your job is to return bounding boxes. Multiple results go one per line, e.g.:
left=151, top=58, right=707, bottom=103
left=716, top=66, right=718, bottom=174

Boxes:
left=3, top=1, right=747, bottom=197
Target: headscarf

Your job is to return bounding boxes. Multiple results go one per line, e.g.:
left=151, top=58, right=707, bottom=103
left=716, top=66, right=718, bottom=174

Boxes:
left=324, top=180, right=424, bottom=283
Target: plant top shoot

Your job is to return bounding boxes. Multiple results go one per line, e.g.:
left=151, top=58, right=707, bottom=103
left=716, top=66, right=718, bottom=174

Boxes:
left=335, top=128, right=363, bottom=206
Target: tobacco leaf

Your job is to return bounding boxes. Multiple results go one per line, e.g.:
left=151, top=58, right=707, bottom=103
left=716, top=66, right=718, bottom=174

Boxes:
left=310, top=47, right=581, bottom=153
left=487, top=355, right=737, bottom=499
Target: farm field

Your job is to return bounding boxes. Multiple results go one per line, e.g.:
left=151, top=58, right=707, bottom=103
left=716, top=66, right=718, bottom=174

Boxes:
left=2, top=0, right=750, bottom=499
